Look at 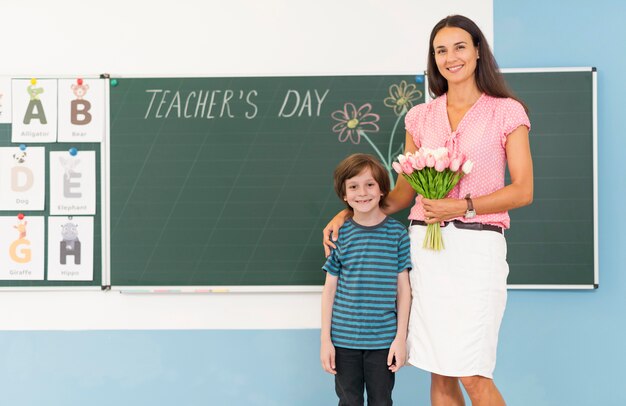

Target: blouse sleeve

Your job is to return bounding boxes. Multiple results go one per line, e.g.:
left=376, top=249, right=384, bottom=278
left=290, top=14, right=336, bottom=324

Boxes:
left=501, top=98, right=531, bottom=148
left=404, top=104, right=424, bottom=148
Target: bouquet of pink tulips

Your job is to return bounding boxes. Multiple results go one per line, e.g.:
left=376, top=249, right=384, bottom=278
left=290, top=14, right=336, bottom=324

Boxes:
left=392, top=147, right=473, bottom=250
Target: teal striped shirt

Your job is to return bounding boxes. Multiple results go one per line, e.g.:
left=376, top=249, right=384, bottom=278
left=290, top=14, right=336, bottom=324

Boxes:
left=323, top=217, right=411, bottom=350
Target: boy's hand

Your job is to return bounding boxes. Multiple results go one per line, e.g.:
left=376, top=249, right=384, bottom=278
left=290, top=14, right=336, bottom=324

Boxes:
left=387, top=338, right=407, bottom=373
left=320, top=339, right=337, bottom=375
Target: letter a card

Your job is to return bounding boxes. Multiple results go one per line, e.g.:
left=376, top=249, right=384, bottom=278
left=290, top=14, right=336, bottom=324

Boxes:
left=50, top=150, right=96, bottom=215
left=11, top=79, right=58, bottom=143
left=47, top=216, right=94, bottom=281
left=0, top=146, right=45, bottom=210
left=0, top=216, right=44, bottom=280
left=58, top=78, right=106, bottom=142
left=0, top=77, right=12, bottom=124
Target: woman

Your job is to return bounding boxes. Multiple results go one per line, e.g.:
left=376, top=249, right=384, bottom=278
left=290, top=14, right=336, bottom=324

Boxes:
left=323, top=15, right=533, bottom=405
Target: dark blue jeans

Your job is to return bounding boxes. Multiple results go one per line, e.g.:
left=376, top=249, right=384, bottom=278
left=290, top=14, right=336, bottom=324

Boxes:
left=334, top=347, right=395, bottom=406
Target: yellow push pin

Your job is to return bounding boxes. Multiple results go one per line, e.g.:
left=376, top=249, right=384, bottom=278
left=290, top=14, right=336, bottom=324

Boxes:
left=30, top=78, right=37, bottom=85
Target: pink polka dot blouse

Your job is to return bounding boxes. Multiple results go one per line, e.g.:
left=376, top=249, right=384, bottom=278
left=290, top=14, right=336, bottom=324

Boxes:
left=404, top=93, right=530, bottom=229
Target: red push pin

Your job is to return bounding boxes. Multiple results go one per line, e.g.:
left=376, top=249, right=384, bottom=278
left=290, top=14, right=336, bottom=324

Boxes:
left=77, top=78, right=83, bottom=85
left=17, top=213, right=24, bottom=220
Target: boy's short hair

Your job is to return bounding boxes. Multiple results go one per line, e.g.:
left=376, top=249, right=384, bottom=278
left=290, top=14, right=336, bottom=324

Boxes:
left=333, top=153, right=391, bottom=209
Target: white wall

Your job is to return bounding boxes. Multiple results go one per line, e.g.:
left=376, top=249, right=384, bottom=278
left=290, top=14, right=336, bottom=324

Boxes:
left=0, top=0, right=492, bottom=76
left=0, top=0, right=492, bottom=330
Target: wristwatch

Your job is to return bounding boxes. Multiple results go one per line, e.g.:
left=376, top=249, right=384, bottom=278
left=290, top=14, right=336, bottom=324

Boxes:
left=464, top=194, right=476, bottom=219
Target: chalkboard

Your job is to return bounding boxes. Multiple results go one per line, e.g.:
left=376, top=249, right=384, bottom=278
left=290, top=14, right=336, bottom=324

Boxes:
left=108, top=69, right=597, bottom=289
left=503, top=68, right=597, bottom=288
left=0, top=125, right=103, bottom=289
left=108, top=75, right=421, bottom=288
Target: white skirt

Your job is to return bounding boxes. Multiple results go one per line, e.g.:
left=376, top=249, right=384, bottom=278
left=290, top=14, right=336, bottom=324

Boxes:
left=406, top=222, right=509, bottom=379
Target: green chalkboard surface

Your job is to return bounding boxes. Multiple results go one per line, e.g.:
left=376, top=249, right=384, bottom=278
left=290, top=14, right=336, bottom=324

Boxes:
left=108, top=70, right=597, bottom=289
left=0, top=125, right=102, bottom=288
left=504, top=69, right=597, bottom=287
left=109, top=75, right=422, bottom=287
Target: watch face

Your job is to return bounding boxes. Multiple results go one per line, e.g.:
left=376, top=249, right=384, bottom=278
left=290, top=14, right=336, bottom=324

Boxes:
left=465, top=210, right=476, bottom=219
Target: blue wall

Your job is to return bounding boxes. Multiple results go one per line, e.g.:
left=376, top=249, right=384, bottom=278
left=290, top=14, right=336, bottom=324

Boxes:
left=492, top=0, right=625, bottom=404
left=2, top=1, right=624, bottom=405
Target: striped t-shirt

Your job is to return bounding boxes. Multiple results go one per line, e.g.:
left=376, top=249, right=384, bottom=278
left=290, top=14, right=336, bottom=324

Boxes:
left=323, top=217, right=411, bottom=350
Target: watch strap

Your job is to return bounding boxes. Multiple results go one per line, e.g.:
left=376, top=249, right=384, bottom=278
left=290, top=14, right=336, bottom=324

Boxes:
left=464, top=193, right=474, bottom=212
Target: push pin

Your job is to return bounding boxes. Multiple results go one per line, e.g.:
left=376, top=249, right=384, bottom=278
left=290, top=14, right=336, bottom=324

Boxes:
left=69, top=147, right=78, bottom=156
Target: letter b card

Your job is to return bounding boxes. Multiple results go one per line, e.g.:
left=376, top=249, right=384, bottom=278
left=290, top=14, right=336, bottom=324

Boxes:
left=58, top=78, right=105, bottom=142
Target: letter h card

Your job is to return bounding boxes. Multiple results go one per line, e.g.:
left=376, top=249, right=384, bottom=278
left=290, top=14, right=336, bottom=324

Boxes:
left=47, top=216, right=94, bottom=281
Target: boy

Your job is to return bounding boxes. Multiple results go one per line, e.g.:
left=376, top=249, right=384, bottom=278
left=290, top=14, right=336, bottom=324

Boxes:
left=321, top=153, right=412, bottom=406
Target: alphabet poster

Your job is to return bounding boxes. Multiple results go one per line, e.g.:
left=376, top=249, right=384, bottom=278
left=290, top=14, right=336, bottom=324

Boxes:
left=58, top=79, right=106, bottom=142
left=47, top=216, right=94, bottom=281
left=49, top=150, right=96, bottom=215
left=0, top=147, right=45, bottom=210
left=0, top=216, right=45, bottom=280
left=11, top=79, right=58, bottom=143
left=0, top=77, right=11, bottom=124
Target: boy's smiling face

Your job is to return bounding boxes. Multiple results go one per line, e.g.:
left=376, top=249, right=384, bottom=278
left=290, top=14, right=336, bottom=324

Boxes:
left=344, top=168, right=383, bottom=216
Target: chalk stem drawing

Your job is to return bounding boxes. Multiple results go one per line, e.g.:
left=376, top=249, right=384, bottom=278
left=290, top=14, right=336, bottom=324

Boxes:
left=331, top=81, right=423, bottom=187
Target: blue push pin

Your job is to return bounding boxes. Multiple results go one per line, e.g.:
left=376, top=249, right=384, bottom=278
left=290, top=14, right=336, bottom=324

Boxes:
left=19, top=144, right=26, bottom=151
left=415, top=75, right=425, bottom=84
left=69, top=147, right=78, bottom=156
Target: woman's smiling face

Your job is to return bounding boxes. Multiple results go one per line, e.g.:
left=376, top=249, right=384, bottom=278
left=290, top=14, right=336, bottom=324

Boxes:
left=433, top=26, right=479, bottom=87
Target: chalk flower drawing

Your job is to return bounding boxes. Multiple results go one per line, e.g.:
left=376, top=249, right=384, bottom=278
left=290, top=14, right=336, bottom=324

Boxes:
left=331, top=82, right=422, bottom=187
left=331, top=103, right=380, bottom=145
left=383, top=80, right=423, bottom=116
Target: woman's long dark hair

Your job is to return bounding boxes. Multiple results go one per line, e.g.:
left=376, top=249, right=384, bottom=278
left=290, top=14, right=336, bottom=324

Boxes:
left=426, top=15, right=527, bottom=112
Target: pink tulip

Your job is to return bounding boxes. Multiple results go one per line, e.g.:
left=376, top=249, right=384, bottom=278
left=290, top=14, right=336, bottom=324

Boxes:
left=433, top=147, right=449, bottom=161
left=401, top=160, right=413, bottom=174
left=462, top=160, right=474, bottom=174
left=425, top=154, right=435, bottom=168
left=449, top=158, right=461, bottom=172
left=435, top=156, right=449, bottom=172
left=392, top=161, right=403, bottom=174
left=413, top=155, right=426, bottom=170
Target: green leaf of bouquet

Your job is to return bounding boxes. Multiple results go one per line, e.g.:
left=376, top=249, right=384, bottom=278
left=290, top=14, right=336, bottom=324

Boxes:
left=403, top=173, right=426, bottom=196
